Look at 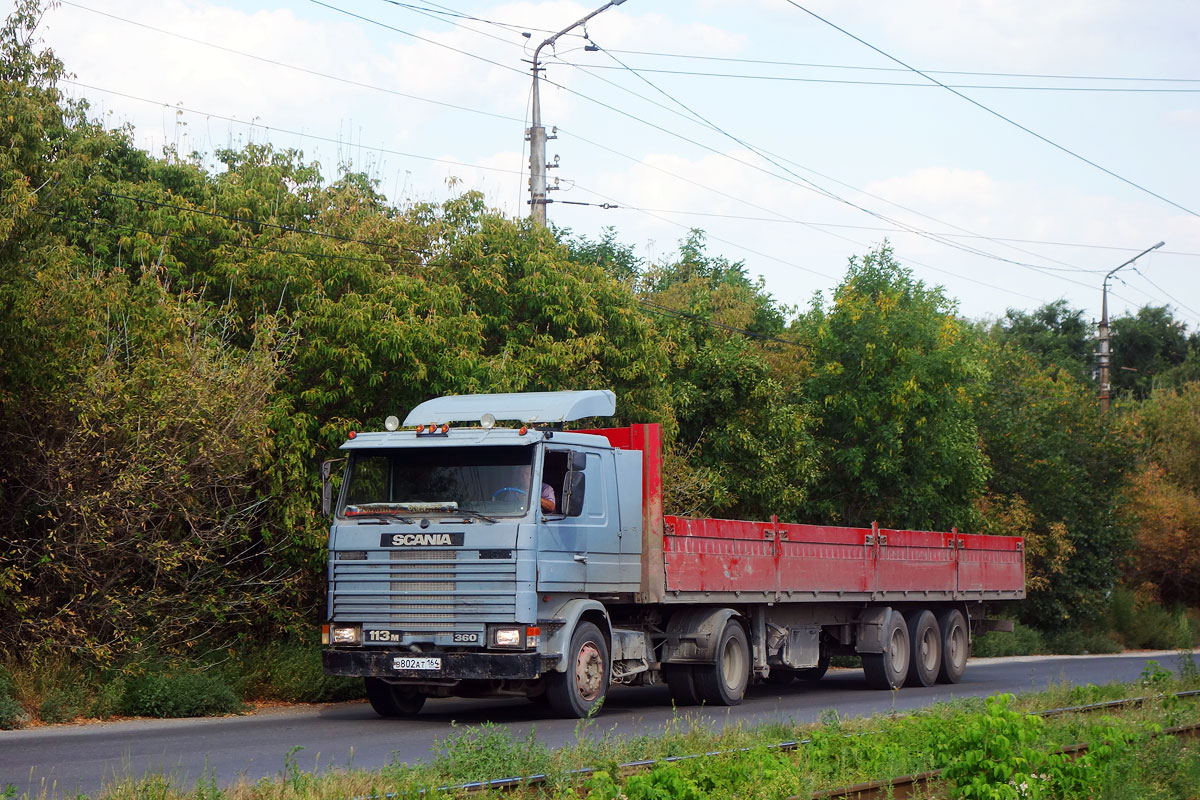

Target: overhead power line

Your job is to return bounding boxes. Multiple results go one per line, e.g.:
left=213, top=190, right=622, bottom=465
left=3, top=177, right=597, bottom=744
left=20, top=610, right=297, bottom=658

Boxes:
left=555, top=63, right=1200, bottom=93
left=59, top=1, right=525, bottom=125
left=579, top=41, right=1100, bottom=286
left=785, top=1, right=1200, bottom=219
left=602, top=48, right=1200, bottom=85
left=64, top=0, right=1131, bottom=287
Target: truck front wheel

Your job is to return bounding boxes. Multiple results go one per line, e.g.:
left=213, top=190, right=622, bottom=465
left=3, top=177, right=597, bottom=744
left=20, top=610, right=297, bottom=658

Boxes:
left=546, top=621, right=610, bottom=718
left=364, top=678, right=426, bottom=717
left=695, top=621, right=750, bottom=706
left=862, top=612, right=910, bottom=690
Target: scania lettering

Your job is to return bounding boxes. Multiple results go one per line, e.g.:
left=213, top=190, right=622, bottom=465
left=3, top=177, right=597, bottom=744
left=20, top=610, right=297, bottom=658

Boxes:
left=321, top=391, right=1024, bottom=719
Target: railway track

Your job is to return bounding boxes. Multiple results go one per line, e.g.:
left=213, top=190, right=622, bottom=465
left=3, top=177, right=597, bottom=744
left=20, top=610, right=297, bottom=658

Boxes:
left=427, top=689, right=1200, bottom=797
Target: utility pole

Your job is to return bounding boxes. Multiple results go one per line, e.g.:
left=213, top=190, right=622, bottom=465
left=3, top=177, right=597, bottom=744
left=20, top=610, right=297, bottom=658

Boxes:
left=1098, top=240, right=1164, bottom=412
left=527, top=0, right=626, bottom=227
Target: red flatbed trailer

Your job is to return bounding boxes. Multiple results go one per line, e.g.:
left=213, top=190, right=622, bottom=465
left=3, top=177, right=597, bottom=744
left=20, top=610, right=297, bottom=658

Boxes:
left=582, top=422, right=1024, bottom=699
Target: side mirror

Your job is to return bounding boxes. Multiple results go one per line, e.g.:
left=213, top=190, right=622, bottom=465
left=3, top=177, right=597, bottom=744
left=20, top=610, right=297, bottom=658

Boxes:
left=563, top=471, right=586, bottom=517
left=321, top=459, right=339, bottom=518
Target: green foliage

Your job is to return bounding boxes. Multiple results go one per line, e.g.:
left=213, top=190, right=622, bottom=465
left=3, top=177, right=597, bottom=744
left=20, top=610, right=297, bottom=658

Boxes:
left=0, top=666, right=22, bottom=730
left=430, top=723, right=554, bottom=787
left=992, top=300, right=1093, bottom=383
left=1110, top=306, right=1190, bottom=398
left=978, top=342, right=1133, bottom=627
left=119, top=668, right=243, bottom=718
left=937, top=693, right=1133, bottom=800
left=1122, top=383, right=1200, bottom=605
left=796, top=243, right=987, bottom=529
left=971, top=623, right=1045, bottom=658
left=641, top=231, right=817, bottom=521
left=230, top=643, right=363, bottom=703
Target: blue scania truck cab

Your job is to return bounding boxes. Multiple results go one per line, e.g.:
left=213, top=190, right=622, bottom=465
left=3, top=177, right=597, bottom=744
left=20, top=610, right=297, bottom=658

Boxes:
left=321, top=390, right=648, bottom=718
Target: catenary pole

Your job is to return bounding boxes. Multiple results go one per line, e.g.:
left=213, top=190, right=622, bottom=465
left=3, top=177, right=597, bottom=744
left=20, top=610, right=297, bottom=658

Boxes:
left=528, top=0, right=626, bottom=227
left=1098, top=240, right=1165, bottom=412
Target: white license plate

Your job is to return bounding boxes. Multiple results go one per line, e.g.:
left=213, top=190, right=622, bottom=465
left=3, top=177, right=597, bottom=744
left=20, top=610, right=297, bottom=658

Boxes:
left=393, top=656, right=441, bottom=671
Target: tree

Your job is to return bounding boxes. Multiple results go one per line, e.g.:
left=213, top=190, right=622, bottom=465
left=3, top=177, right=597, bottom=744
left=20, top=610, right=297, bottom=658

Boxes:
left=977, top=342, right=1132, bottom=626
left=640, top=231, right=817, bottom=521
left=991, top=300, right=1094, bottom=383
left=794, top=244, right=988, bottom=530
left=1122, top=382, right=1200, bottom=605
left=1110, top=305, right=1190, bottom=398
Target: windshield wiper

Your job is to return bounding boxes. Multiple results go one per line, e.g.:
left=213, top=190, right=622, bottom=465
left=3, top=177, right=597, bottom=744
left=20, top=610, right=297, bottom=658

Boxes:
left=349, top=512, right=416, bottom=525
left=440, top=510, right=498, bottom=525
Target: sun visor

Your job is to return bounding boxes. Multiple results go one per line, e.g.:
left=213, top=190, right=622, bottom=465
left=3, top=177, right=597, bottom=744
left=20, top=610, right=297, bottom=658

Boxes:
left=402, top=390, right=616, bottom=427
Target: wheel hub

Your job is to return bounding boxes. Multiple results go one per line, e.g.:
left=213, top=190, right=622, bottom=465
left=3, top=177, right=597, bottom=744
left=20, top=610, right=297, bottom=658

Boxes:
left=575, top=642, right=603, bottom=701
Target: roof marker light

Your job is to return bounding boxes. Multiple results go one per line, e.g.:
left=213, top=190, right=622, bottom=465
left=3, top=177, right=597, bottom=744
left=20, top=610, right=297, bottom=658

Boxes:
left=348, top=430, right=357, bottom=439
left=519, top=426, right=528, bottom=436
left=415, top=424, right=425, bottom=433
left=384, top=415, right=400, bottom=431
left=440, top=424, right=449, bottom=433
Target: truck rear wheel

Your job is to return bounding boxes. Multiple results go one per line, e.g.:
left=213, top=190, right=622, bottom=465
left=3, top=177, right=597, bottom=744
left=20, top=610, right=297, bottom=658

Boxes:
left=546, top=621, right=610, bottom=718
left=695, top=621, right=750, bottom=706
left=862, top=612, right=910, bottom=690
left=936, top=608, right=968, bottom=684
left=904, top=610, right=942, bottom=687
left=364, top=678, right=426, bottom=717
left=663, top=665, right=702, bottom=705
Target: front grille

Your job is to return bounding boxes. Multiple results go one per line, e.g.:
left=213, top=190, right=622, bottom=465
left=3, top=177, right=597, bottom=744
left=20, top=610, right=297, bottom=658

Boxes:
left=332, top=549, right=517, bottom=632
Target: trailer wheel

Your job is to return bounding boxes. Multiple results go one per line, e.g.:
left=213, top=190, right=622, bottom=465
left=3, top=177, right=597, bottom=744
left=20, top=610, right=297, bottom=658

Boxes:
left=546, top=621, right=610, bottom=718
left=364, top=678, right=426, bottom=717
left=695, top=621, right=750, bottom=706
left=936, top=608, right=968, bottom=684
left=862, top=612, right=910, bottom=690
left=663, top=665, right=702, bottom=706
left=904, top=610, right=942, bottom=687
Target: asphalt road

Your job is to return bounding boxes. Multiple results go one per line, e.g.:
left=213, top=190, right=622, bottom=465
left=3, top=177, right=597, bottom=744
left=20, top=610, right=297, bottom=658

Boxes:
left=2, top=650, right=1195, bottom=796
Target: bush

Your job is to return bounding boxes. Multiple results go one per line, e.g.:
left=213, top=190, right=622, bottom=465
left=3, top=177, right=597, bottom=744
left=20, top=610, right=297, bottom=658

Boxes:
left=38, top=685, right=87, bottom=724
left=120, top=670, right=243, bottom=718
left=0, top=666, right=24, bottom=729
left=230, top=643, right=363, bottom=703
left=971, top=622, right=1044, bottom=657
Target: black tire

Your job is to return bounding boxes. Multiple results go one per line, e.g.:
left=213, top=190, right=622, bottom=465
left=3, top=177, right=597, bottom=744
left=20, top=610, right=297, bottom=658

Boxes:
left=663, top=664, right=702, bottom=706
left=546, top=621, right=610, bottom=718
left=795, top=646, right=831, bottom=681
left=765, top=667, right=795, bottom=685
left=936, top=608, right=969, bottom=684
left=862, top=611, right=910, bottom=690
left=904, top=609, right=942, bottom=688
left=695, top=621, right=751, bottom=706
left=364, top=678, right=426, bottom=718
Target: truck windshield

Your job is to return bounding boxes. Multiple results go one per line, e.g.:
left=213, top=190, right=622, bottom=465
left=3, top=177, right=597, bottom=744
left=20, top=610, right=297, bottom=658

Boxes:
left=339, top=445, right=535, bottom=518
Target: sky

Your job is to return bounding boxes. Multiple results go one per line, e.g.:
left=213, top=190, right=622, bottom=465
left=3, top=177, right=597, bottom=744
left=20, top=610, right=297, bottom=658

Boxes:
left=20, top=0, right=1200, bottom=328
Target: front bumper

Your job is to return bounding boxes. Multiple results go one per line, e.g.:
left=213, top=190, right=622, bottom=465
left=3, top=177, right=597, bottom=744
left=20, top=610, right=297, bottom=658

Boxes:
left=323, top=648, right=548, bottom=680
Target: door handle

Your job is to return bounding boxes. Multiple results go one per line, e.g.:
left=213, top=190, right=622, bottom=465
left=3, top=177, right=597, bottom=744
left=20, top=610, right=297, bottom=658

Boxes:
left=573, top=554, right=588, bottom=563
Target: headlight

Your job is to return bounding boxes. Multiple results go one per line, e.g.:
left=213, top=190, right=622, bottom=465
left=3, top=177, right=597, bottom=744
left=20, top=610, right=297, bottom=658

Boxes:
left=331, top=624, right=361, bottom=645
left=492, top=626, right=522, bottom=647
